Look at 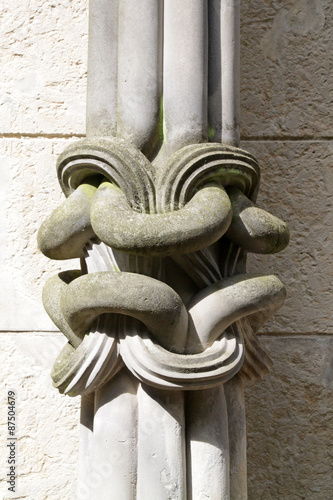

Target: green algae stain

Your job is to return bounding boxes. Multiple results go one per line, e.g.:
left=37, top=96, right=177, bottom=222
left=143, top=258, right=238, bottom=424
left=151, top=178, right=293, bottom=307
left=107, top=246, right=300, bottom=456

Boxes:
left=208, top=125, right=215, bottom=141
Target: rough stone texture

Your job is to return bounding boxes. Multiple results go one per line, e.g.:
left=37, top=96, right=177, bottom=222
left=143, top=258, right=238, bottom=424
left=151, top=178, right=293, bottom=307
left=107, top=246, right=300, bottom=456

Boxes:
left=242, top=141, right=333, bottom=335
left=0, top=0, right=88, bottom=135
left=245, top=336, right=333, bottom=500
left=0, top=332, right=80, bottom=500
left=0, top=139, right=80, bottom=331
left=1, top=335, right=331, bottom=500
left=241, top=0, right=333, bottom=139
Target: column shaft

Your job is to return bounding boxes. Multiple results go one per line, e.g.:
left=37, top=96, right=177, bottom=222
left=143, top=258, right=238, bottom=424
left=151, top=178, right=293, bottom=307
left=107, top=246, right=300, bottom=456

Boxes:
left=87, top=0, right=119, bottom=137
left=91, top=369, right=138, bottom=500
left=208, top=0, right=240, bottom=146
left=224, top=374, right=248, bottom=499
left=186, top=386, right=230, bottom=500
left=117, top=0, right=163, bottom=157
left=163, top=0, right=208, bottom=155
left=136, top=384, right=186, bottom=500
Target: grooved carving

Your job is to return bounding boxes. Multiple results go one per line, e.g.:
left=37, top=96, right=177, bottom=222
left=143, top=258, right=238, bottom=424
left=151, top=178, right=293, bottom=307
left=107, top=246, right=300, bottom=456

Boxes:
left=39, top=139, right=288, bottom=397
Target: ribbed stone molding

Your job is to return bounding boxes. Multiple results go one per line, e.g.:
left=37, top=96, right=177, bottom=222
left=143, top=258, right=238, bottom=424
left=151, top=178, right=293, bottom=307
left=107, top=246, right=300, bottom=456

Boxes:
left=38, top=2, right=289, bottom=499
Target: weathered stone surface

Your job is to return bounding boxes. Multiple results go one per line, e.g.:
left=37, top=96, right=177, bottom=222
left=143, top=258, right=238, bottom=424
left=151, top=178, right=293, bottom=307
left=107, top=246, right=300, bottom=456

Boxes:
left=1, top=334, right=331, bottom=500
left=226, top=186, right=289, bottom=254
left=246, top=336, right=333, bottom=500
left=241, top=0, right=333, bottom=138
left=0, top=0, right=87, bottom=135
left=0, top=139, right=80, bottom=331
left=4, top=0, right=332, bottom=139
left=0, top=1, right=330, bottom=498
left=242, top=141, right=333, bottom=335
left=0, top=332, right=80, bottom=500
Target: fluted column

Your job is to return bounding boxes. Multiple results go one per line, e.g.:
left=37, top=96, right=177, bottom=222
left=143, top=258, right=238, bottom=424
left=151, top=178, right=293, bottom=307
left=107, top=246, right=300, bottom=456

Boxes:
left=163, top=0, right=208, bottom=156
left=39, top=2, right=289, bottom=499
left=117, top=0, right=163, bottom=156
left=208, top=0, right=240, bottom=146
left=86, top=0, right=118, bottom=137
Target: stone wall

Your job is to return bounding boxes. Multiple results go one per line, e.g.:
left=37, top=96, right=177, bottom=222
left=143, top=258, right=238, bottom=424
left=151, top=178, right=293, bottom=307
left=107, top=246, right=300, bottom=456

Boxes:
left=0, top=1, right=331, bottom=498
left=0, top=2, right=87, bottom=498
left=241, top=2, right=333, bottom=498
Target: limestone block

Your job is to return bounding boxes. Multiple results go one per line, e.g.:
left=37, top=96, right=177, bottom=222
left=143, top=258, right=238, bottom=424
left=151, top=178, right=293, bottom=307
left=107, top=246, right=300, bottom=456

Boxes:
left=0, top=0, right=88, bottom=135
left=0, top=332, right=80, bottom=500
left=246, top=336, right=333, bottom=500
left=242, top=141, right=333, bottom=335
left=241, top=0, right=332, bottom=138
left=0, top=138, right=80, bottom=331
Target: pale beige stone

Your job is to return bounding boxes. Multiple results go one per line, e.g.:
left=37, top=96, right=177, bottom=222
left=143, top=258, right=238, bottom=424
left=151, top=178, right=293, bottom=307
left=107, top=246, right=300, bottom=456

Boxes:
left=246, top=336, right=333, bottom=500
left=0, top=139, right=80, bottom=331
left=0, top=1, right=330, bottom=498
left=0, top=0, right=88, bottom=135
left=241, top=0, right=332, bottom=138
left=0, top=332, right=80, bottom=500
left=242, top=141, right=333, bottom=335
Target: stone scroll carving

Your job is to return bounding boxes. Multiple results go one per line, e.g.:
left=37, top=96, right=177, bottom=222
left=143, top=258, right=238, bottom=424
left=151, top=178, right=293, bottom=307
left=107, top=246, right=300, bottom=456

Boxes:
left=38, top=137, right=289, bottom=498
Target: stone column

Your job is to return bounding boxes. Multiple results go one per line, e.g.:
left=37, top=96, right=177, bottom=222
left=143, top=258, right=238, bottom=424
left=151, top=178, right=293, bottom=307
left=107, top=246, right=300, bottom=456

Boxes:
left=38, top=1, right=289, bottom=498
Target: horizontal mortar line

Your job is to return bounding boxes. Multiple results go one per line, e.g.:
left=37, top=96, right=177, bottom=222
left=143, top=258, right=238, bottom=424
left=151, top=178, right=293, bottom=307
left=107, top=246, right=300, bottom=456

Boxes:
left=0, top=133, right=332, bottom=142
left=259, top=332, right=333, bottom=338
left=0, top=330, right=62, bottom=334
left=241, top=135, right=333, bottom=142
left=1, top=330, right=332, bottom=338
left=0, top=133, right=86, bottom=139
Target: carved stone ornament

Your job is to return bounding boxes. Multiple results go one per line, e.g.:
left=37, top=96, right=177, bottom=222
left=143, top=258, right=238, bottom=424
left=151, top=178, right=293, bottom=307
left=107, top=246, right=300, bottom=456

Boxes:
left=38, top=2, right=289, bottom=499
